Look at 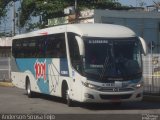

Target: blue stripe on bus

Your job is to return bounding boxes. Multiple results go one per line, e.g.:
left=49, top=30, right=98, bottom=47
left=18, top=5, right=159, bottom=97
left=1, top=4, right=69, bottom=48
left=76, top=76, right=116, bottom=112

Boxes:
left=15, top=58, right=69, bottom=94
left=16, top=58, right=52, bottom=94
left=60, top=58, right=69, bottom=77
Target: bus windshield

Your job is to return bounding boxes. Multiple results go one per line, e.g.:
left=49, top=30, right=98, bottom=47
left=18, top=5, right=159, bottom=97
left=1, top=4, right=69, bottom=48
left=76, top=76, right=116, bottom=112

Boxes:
left=84, top=37, right=142, bottom=80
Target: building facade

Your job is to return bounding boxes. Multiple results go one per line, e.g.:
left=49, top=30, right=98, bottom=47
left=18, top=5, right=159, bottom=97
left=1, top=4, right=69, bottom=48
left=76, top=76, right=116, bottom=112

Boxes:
left=0, top=37, right=12, bottom=81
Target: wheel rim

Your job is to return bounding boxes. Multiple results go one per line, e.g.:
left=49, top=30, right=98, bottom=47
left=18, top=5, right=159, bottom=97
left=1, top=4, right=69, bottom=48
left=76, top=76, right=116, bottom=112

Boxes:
left=27, top=83, right=31, bottom=95
left=66, top=89, right=71, bottom=106
left=66, top=89, right=69, bottom=100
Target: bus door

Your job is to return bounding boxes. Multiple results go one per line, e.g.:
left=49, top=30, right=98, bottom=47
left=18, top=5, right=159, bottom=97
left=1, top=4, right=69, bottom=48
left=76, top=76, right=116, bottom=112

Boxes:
left=68, top=33, right=84, bottom=101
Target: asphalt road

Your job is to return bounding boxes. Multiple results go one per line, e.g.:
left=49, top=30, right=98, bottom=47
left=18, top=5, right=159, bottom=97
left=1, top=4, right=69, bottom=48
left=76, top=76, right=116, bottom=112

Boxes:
left=0, top=87, right=160, bottom=120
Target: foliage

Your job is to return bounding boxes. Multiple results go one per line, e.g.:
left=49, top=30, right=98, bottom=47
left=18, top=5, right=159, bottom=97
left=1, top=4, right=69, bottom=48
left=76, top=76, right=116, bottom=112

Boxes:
left=19, top=0, right=126, bottom=30
left=0, top=0, right=12, bottom=21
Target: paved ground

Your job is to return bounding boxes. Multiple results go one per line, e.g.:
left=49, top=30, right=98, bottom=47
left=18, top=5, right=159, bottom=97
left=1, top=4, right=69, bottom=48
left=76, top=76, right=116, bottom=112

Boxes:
left=0, top=87, right=160, bottom=120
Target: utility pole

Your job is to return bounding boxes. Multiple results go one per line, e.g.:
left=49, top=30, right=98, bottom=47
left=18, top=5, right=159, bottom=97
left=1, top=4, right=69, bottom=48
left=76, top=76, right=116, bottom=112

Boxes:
left=12, top=0, right=16, bottom=36
left=136, top=0, right=138, bottom=7
left=75, top=0, right=78, bottom=23
left=75, top=0, right=77, bottom=10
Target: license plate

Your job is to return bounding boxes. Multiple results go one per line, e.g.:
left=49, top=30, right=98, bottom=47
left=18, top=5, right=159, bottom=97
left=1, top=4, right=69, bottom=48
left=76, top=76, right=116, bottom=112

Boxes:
left=111, top=98, right=121, bottom=103
left=103, top=83, right=115, bottom=87
left=115, top=81, right=122, bottom=87
left=103, top=81, right=123, bottom=87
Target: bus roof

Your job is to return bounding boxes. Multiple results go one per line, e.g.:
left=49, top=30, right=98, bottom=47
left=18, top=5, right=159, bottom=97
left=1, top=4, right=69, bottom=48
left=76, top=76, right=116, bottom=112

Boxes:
left=13, top=23, right=136, bottom=39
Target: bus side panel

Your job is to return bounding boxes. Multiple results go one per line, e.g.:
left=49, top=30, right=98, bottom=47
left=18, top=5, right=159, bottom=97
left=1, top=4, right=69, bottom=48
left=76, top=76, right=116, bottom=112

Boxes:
left=48, top=58, right=70, bottom=97
left=48, top=59, right=60, bottom=96
left=12, top=58, right=50, bottom=94
left=12, top=57, right=70, bottom=97
left=70, top=70, right=85, bottom=102
left=11, top=57, right=26, bottom=89
left=12, top=72, right=26, bottom=89
left=12, top=71, right=40, bottom=92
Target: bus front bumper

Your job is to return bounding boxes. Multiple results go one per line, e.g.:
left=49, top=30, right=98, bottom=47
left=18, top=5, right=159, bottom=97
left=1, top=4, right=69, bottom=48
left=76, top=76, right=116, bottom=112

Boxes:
left=81, top=87, right=143, bottom=103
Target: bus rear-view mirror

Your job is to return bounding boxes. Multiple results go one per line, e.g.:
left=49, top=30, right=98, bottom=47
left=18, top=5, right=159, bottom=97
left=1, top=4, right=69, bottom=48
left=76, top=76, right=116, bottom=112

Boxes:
left=139, top=37, right=148, bottom=56
left=75, top=36, right=85, bottom=56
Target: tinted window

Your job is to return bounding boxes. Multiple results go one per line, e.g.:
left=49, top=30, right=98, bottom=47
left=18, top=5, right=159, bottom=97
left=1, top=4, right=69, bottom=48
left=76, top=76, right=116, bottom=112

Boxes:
left=46, top=33, right=66, bottom=58
left=12, top=33, right=66, bottom=58
left=68, top=33, right=80, bottom=61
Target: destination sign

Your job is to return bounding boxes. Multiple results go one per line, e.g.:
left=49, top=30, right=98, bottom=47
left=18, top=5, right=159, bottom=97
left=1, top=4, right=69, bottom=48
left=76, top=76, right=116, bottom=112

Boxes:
left=88, top=40, right=108, bottom=44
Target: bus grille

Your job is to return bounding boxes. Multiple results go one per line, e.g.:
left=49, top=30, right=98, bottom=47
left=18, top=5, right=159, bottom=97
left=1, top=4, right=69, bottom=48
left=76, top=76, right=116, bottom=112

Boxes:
left=100, top=94, right=132, bottom=100
left=99, top=88, right=134, bottom=92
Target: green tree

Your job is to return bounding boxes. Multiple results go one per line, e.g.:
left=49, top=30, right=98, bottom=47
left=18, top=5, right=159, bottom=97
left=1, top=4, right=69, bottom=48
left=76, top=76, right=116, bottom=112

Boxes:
left=20, top=0, right=127, bottom=30
left=0, top=0, right=13, bottom=21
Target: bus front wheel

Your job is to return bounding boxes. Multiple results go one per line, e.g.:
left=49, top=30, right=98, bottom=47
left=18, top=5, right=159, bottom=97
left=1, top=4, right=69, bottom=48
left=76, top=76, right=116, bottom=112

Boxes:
left=66, top=90, right=73, bottom=107
left=62, top=82, right=73, bottom=107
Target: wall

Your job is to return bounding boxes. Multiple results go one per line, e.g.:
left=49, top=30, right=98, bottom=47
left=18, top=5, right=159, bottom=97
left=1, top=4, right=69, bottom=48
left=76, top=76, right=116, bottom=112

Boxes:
left=0, top=37, right=12, bottom=81
left=94, top=10, right=160, bottom=53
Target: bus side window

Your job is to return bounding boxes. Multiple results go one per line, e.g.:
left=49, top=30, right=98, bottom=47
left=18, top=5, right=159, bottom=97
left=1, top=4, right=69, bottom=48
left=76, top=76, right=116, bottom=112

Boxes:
left=13, top=40, right=23, bottom=58
left=28, top=40, right=36, bottom=58
left=22, top=40, right=28, bottom=58
left=13, top=41, right=16, bottom=57
left=36, top=37, right=46, bottom=58
left=46, top=33, right=66, bottom=58
left=12, top=40, right=17, bottom=58
left=46, top=37, right=55, bottom=58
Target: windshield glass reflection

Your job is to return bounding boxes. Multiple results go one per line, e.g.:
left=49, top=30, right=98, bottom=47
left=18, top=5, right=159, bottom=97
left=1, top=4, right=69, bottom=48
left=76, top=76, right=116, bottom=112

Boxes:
left=84, top=37, right=142, bottom=80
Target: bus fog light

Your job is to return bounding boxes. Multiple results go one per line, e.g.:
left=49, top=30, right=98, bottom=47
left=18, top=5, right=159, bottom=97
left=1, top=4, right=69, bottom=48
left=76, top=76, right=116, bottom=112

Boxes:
left=85, top=93, right=94, bottom=99
left=136, top=83, right=143, bottom=88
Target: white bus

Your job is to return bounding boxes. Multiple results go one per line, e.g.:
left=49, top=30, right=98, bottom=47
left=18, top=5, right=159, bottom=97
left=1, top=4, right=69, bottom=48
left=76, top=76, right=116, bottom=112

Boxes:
left=11, top=23, right=147, bottom=106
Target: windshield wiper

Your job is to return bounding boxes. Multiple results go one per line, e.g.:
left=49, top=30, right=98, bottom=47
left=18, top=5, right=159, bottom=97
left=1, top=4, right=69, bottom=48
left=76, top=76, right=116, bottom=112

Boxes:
left=99, top=56, right=109, bottom=81
left=99, top=44, right=116, bottom=81
left=99, top=50, right=116, bottom=81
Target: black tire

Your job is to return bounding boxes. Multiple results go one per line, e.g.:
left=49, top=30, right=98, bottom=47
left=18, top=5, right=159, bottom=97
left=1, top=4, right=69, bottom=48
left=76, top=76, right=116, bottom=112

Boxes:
left=62, top=82, right=73, bottom=107
left=26, top=80, right=34, bottom=98
left=66, top=90, right=73, bottom=107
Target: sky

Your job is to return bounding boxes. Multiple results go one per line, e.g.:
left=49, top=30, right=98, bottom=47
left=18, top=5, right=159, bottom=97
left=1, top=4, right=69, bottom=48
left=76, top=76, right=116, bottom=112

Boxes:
left=118, top=0, right=158, bottom=7
left=0, top=0, right=159, bottom=35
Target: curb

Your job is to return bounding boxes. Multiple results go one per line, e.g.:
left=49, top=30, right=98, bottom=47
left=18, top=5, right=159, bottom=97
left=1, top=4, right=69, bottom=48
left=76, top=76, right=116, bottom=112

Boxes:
left=0, top=82, right=14, bottom=87
left=143, top=95, right=160, bottom=102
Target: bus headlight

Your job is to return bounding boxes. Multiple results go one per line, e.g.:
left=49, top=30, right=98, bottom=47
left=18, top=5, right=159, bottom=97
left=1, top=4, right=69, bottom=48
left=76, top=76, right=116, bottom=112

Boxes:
left=82, top=82, right=100, bottom=90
